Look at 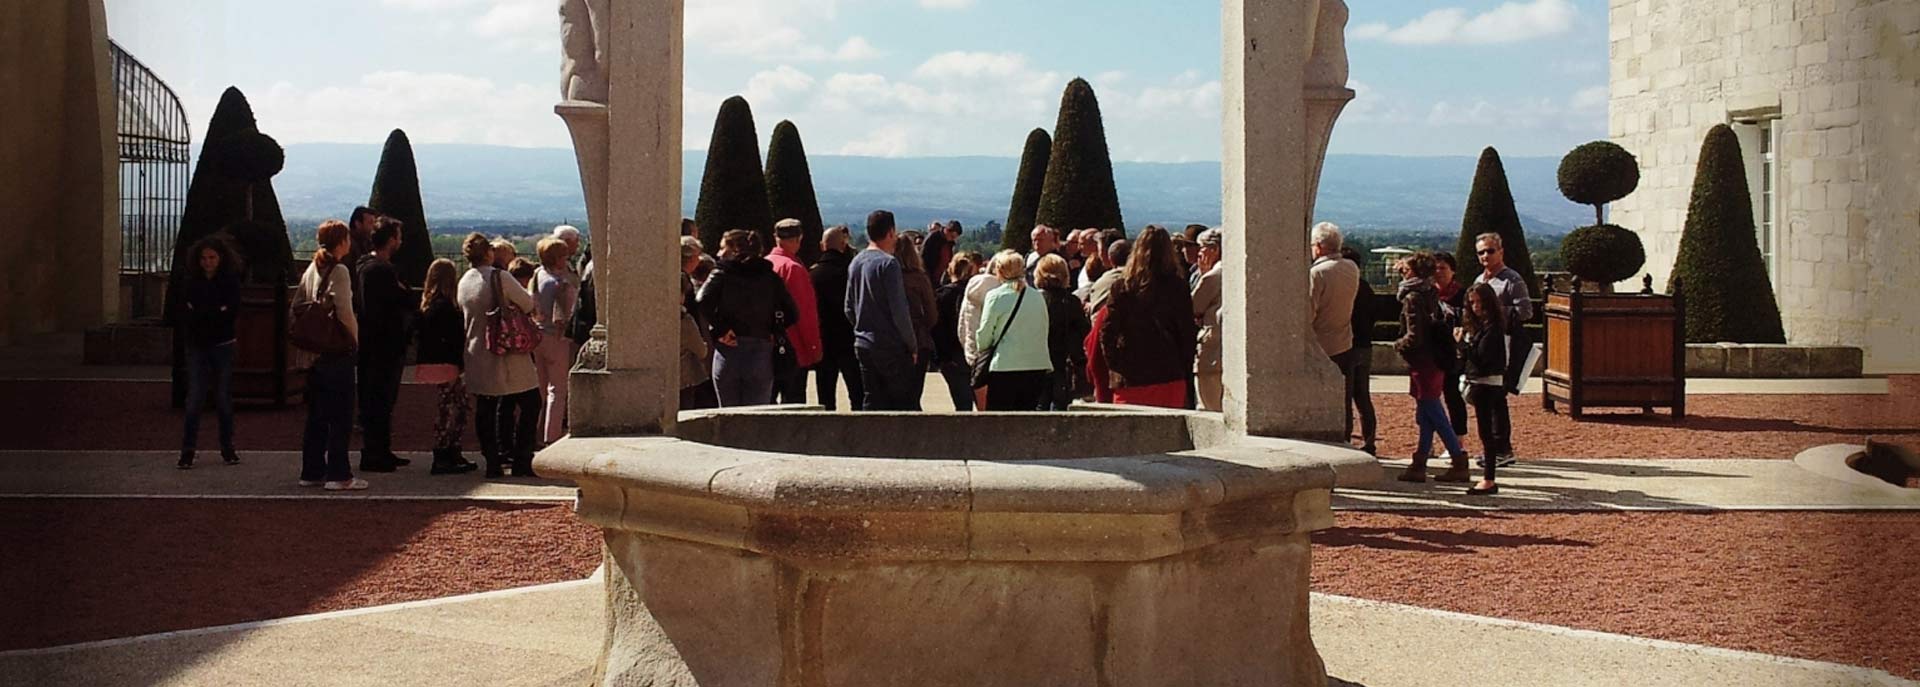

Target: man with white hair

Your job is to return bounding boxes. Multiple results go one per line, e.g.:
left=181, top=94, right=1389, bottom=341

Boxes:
left=1309, top=221, right=1363, bottom=446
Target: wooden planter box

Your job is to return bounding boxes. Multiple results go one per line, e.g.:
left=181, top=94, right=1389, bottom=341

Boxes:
left=230, top=284, right=308, bottom=406
left=1541, top=283, right=1686, bottom=419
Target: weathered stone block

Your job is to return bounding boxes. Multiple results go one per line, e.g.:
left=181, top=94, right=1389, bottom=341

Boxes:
left=1724, top=345, right=1755, bottom=377
left=1807, top=346, right=1865, bottom=377
left=1750, top=344, right=1810, bottom=377
left=1685, top=344, right=1727, bottom=377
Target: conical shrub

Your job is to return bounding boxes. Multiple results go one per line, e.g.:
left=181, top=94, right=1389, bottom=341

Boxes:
left=368, top=129, right=435, bottom=286
left=1002, top=128, right=1051, bottom=253
left=765, top=120, right=824, bottom=265
left=693, top=96, right=773, bottom=254
left=1454, top=146, right=1537, bottom=293
left=1669, top=125, right=1785, bottom=343
left=1035, top=79, right=1124, bottom=237
left=167, top=87, right=291, bottom=323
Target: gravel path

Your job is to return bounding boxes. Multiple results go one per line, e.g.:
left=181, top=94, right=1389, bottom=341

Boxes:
left=1313, top=510, right=1920, bottom=679
left=1, top=500, right=601, bottom=651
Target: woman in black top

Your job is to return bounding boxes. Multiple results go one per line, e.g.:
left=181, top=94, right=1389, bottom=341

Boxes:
left=1034, top=254, right=1091, bottom=410
left=698, top=230, right=799, bottom=407
left=1460, top=282, right=1509, bottom=495
left=416, top=259, right=478, bottom=474
left=933, top=254, right=978, bottom=411
left=178, top=236, right=243, bottom=469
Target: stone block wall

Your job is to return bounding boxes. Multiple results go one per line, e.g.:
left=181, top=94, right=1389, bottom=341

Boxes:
left=1607, top=0, right=1920, bottom=373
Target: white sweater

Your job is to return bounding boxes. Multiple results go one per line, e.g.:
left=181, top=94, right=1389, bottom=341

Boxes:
left=958, top=272, right=1004, bottom=364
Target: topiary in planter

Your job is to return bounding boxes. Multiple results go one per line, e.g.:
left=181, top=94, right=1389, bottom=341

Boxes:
left=1555, top=141, right=1645, bottom=288
left=1035, top=78, right=1124, bottom=236
left=169, top=86, right=292, bottom=310
left=765, top=120, right=825, bottom=265
left=1560, top=223, right=1645, bottom=286
left=1558, top=141, right=1641, bottom=225
left=1002, top=128, right=1051, bottom=253
left=1669, top=124, right=1785, bottom=343
left=368, top=129, right=435, bottom=286
left=693, top=96, right=774, bottom=254
left=1454, top=147, right=1539, bottom=293
left=204, top=129, right=284, bottom=183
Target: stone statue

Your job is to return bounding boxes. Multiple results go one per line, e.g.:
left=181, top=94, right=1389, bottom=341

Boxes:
left=1304, top=0, right=1350, bottom=89
left=559, top=0, right=608, bottom=103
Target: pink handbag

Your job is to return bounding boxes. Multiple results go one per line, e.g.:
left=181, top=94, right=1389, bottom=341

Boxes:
left=485, top=269, right=543, bottom=355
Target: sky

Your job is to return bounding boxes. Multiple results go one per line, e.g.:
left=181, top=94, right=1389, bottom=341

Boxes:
left=105, top=0, right=1610, bottom=162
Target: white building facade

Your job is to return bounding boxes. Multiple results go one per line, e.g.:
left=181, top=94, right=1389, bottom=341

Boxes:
left=1608, top=0, right=1920, bottom=373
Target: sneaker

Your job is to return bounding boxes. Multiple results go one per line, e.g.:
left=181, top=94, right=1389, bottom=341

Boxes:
left=298, top=479, right=324, bottom=487
left=323, top=478, right=370, bottom=491
left=1477, top=454, right=1518, bottom=469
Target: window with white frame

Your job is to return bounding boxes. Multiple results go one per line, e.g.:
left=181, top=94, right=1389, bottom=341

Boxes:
left=1733, top=117, right=1783, bottom=290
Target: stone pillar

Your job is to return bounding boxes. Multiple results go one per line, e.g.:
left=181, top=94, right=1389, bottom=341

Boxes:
left=564, top=0, right=683, bottom=436
left=1220, top=0, right=1345, bottom=440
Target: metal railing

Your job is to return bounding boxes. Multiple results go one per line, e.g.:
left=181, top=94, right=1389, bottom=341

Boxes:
left=111, top=40, right=191, bottom=317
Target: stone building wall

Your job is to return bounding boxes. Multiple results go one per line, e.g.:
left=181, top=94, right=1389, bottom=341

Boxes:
left=0, top=0, right=119, bottom=346
left=1608, top=0, right=1920, bottom=373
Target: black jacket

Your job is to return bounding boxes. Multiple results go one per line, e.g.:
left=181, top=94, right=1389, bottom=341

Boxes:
left=179, top=272, right=241, bottom=349
left=355, top=255, right=413, bottom=358
left=810, top=249, right=855, bottom=353
left=1395, top=277, right=1453, bottom=368
left=934, top=281, right=967, bottom=365
left=416, top=295, right=465, bottom=368
left=1041, top=286, right=1091, bottom=374
left=1349, top=280, right=1377, bottom=352
left=1462, top=322, right=1508, bottom=381
left=699, top=255, right=798, bottom=341
left=1099, top=275, right=1198, bottom=388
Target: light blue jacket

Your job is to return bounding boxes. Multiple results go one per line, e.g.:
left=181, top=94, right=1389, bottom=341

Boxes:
left=974, top=283, right=1052, bottom=373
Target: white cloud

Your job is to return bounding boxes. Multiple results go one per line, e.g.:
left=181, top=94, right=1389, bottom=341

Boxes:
left=918, top=0, right=974, bottom=9
left=745, top=66, right=816, bottom=105
left=470, top=0, right=553, bottom=50
left=1424, top=86, right=1608, bottom=133
left=1351, top=0, right=1577, bottom=45
left=241, top=71, right=565, bottom=148
left=838, top=125, right=918, bottom=157
left=833, top=36, right=881, bottom=61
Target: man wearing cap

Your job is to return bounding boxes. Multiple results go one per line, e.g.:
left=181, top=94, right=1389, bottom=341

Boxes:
left=1190, top=229, right=1226, bottom=410
left=767, top=219, right=823, bottom=404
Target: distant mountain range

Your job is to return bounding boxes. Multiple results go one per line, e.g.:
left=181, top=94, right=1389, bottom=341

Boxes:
left=275, top=143, right=1590, bottom=237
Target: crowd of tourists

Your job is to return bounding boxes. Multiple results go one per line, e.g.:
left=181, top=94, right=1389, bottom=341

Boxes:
left=174, top=207, right=1530, bottom=495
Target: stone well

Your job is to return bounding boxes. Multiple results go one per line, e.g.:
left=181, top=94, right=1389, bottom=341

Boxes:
left=540, top=408, right=1379, bottom=687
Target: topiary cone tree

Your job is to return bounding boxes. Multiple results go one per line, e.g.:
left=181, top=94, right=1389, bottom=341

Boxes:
left=1002, top=128, right=1051, bottom=253
left=765, top=120, right=825, bottom=266
left=1556, top=141, right=1648, bottom=291
left=693, top=95, right=774, bottom=254
left=1035, top=78, right=1125, bottom=239
left=1454, top=146, right=1538, bottom=293
left=1668, top=125, right=1785, bottom=343
left=167, top=86, right=292, bottom=324
left=368, top=129, right=435, bottom=286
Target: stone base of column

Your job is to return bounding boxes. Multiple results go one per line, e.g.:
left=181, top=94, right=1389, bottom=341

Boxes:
left=569, top=368, right=672, bottom=436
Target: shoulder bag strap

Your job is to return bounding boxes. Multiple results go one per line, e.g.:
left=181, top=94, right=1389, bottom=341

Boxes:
left=992, top=286, right=1026, bottom=346
left=489, top=267, right=504, bottom=309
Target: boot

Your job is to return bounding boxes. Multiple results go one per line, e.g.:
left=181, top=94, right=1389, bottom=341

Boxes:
left=513, top=455, right=540, bottom=479
left=1396, top=455, right=1429, bottom=483
left=430, top=448, right=478, bottom=475
left=177, top=450, right=194, bottom=470
left=1434, top=454, right=1473, bottom=483
left=483, top=452, right=505, bottom=479
left=359, top=452, right=397, bottom=473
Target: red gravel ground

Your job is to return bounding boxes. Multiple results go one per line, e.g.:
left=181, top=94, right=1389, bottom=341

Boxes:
left=1367, top=375, right=1920, bottom=460
left=1313, top=511, right=1920, bottom=678
left=0, top=500, right=601, bottom=651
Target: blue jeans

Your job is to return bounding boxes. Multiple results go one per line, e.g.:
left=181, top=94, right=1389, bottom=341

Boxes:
left=301, top=355, right=356, bottom=482
left=182, top=342, right=235, bottom=451
left=1415, top=397, right=1465, bottom=459
left=712, top=336, right=774, bottom=407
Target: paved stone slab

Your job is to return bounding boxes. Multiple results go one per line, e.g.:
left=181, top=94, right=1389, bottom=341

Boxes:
left=0, top=450, right=575, bottom=500
left=1333, top=458, right=1920, bottom=512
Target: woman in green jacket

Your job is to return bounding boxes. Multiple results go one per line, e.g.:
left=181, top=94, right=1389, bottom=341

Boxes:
left=974, top=250, right=1053, bottom=411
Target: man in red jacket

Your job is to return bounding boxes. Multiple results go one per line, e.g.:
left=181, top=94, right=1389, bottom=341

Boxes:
left=768, top=219, right=823, bottom=404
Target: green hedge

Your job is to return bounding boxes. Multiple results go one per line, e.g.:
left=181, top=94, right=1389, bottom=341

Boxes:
left=693, top=96, right=774, bottom=253
left=765, top=120, right=825, bottom=265
left=1035, top=78, right=1124, bottom=235
left=1454, top=147, right=1538, bottom=294
left=1669, top=124, right=1785, bottom=343
left=1002, top=128, right=1051, bottom=253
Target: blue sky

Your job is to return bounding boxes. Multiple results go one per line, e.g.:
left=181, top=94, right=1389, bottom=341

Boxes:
left=106, top=0, right=1610, bottom=162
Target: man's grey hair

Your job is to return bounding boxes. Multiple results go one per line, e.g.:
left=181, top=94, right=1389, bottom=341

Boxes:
left=553, top=225, right=582, bottom=242
left=680, top=235, right=702, bottom=261
left=1475, top=232, right=1503, bottom=249
left=1310, top=222, right=1343, bottom=253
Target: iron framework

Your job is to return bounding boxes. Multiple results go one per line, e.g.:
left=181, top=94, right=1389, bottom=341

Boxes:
left=111, top=40, right=190, bottom=316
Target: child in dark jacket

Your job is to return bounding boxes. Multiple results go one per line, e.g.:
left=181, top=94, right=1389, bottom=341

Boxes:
left=1461, top=282, right=1509, bottom=495
left=417, top=259, right=477, bottom=474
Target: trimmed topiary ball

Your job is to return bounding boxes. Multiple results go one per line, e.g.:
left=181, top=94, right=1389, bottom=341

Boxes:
left=1558, top=141, right=1640, bottom=211
left=1560, top=223, right=1646, bottom=285
left=208, top=129, right=285, bottom=183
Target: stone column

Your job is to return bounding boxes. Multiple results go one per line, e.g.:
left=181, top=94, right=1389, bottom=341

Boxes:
left=1220, top=0, right=1345, bottom=440
left=565, top=0, right=683, bottom=435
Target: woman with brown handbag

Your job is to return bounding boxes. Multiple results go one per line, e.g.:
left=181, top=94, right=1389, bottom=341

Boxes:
left=294, top=220, right=365, bottom=491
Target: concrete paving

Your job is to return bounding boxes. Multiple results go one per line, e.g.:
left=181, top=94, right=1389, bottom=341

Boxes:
left=1335, top=457, right=1920, bottom=511
left=3, top=576, right=1908, bottom=687
left=0, top=450, right=576, bottom=500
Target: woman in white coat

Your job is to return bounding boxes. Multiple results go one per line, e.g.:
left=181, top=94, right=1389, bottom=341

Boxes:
left=457, top=233, right=541, bottom=478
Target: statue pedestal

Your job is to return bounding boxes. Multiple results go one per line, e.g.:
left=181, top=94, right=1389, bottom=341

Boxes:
left=539, top=409, right=1380, bottom=687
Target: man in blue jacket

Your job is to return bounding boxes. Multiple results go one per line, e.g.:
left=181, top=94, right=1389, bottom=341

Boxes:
left=844, top=210, right=919, bottom=410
